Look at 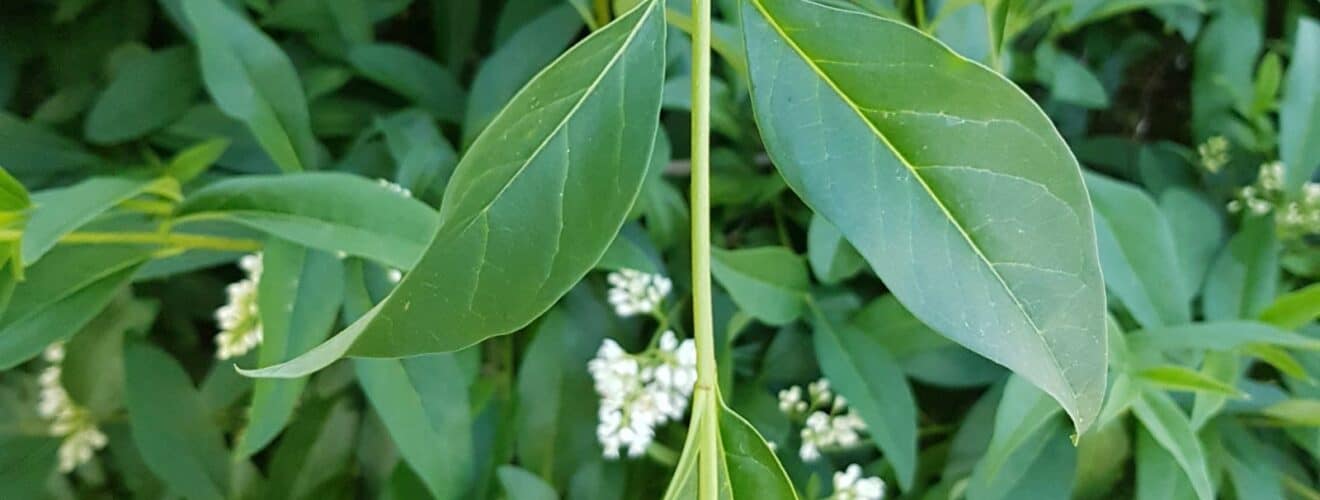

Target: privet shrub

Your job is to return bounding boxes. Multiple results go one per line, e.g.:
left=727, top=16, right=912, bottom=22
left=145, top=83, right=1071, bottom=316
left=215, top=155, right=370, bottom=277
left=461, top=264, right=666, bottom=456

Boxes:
left=0, top=0, right=1317, bottom=499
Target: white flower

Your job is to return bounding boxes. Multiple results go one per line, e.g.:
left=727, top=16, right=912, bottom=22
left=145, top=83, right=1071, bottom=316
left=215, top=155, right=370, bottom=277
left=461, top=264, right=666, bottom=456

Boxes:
left=590, top=331, right=697, bottom=459
left=1304, top=182, right=1320, bottom=203
left=785, top=378, right=869, bottom=462
left=830, top=464, right=886, bottom=500
left=606, top=268, right=672, bottom=317
left=377, top=178, right=413, bottom=198
left=36, top=344, right=107, bottom=473
left=215, top=254, right=263, bottom=360
left=387, top=268, right=404, bottom=284
left=1197, top=136, right=1229, bottom=173
left=1258, top=161, right=1285, bottom=192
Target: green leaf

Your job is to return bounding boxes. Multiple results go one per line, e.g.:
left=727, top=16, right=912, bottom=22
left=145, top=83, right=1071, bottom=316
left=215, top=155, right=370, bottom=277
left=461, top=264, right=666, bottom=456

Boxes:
left=1132, top=390, right=1214, bottom=500
left=1218, top=419, right=1286, bottom=500
left=1130, top=321, right=1320, bottom=352
left=516, top=298, right=611, bottom=485
left=1189, top=351, right=1240, bottom=429
left=356, top=354, right=474, bottom=500
left=975, top=376, right=1063, bottom=483
left=84, top=46, right=200, bottom=144
left=969, top=418, right=1077, bottom=500
left=806, top=213, right=865, bottom=285
left=662, top=396, right=799, bottom=500
left=236, top=240, right=344, bottom=457
left=1259, top=399, right=1320, bottom=426
left=1159, top=188, right=1224, bottom=297
left=1203, top=217, right=1278, bottom=321
left=1134, top=426, right=1198, bottom=500
left=262, top=397, right=359, bottom=499
left=22, top=176, right=163, bottom=265
left=0, top=245, right=150, bottom=369
left=1138, top=364, right=1246, bottom=398
left=183, top=0, right=318, bottom=172
left=711, top=247, right=809, bottom=326
left=165, top=138, right=230, bottom=183
left=810, top=305, right=917, bottom=488
left=377, top=110, right=457, bottom=199
left=1259, top=282, right=1320, bottom=330
left=1034, top=44, right=1109, bottom=108
left=464, top=4, right=583, bottom=146
left=241, top=0, right=666, bottom=375
left=849, top=295, right=1004, bottom=387
left=1280, top=18, right=1320, bottom=191
left=0, top=437, right=58, bottom=499
left=348, top=43, right=466, bottom=123
left=497, top=465, right=558, bottom=500
left=62, top=295, right=157, bottom=417
left=1087, top=172, right=1189, bottom=328
left=124, top=342, right=230, bottom=500
left=0, top=112, right=102, bottom=187
left=743, top=0, right=1107, bottom=433
left=176, top=173, right=438, bottom=270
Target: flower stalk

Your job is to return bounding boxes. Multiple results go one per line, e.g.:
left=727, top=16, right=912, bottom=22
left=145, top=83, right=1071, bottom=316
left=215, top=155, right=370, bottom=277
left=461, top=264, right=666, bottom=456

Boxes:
left=688, top=0, right=719, bottom=497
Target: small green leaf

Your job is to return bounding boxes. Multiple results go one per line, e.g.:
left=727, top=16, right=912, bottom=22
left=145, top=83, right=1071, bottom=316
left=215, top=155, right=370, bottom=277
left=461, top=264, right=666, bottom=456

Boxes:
left=183, top=0, right=318, bottom=172
left=810, top=305, right=918, bottom=489
left=662, top=396, right=799, bottom=500
left=62, top=295, right=156, bottom=417
left=743, top=0, right=1107, bottom=433
left=1134, top=426, right=1198, bottom=500
left=356, top=354, right=474, bottom=500
left=0, top=112, right=102, bottom=186
left=1259, top=283, right=1320, bottom=330
left=976, top=376, right=1063, bottom=482
left=1189, top=351, right=1240, bottom=429
left=1260, top=399, right=1320, bottom=426
left=497, top=465, right=558, bottom=500
left=1280, top=18, right=1320, bottom=191
left=1034, top=44, right=1109, bottom=108
left=84, top=46, right=200, bottom=144
left=236, top=240, right=344, bottom=457
left=348, top=43, right=466, bottom=123
left=711, top=247, right=809, bottom=326
left=241, top=0, right=666, bottom=375
left=124, top=342, right=230, bottom=500
left=377, top=110, right=457, bottom=199
left=165, top=138, right=230, bottom=183
left=1138, top=364, right=1246, bottom=398
left=176, top=173, right=438, bottom=270
left=807, top=213, right=865, bottom=285
left=1159, top=188, right=1224, bottom=297
left=1203, top=217, right=1279, bottom=321
left=1132, top=390, right=1214, bottom=500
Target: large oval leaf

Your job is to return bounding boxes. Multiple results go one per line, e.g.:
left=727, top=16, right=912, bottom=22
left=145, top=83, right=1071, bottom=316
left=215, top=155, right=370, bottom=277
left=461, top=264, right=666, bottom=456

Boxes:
left=743, top=0, right=1106, bottom=432
left=242, top=0, right=665, bottom=377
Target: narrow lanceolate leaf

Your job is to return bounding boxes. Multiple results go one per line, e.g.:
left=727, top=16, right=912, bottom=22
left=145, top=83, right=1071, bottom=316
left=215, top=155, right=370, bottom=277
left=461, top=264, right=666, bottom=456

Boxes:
left=662, top=396, right=799, bottom=500
left=0, top=166, right=29, bottom=278
left=811, top=307, right=918, bottom=489
left=182, top=0, right=318, bottom=172
left=176, top=173, right=438, bottom=270
left=241, top=0, right=666, bottom=376
left=743, top=0, right=1107, bottom=432
left=348, top=43, right=467, bottom=123
left=1086, top=172, right=1190, bottom=328
left=1280, top=18, right=1320, bottom=191
left=1132, top=390, right=1215, bottom=500
left=356, top=354, right=474, bottom=500
left=125, top=343, right=231, bottom=500
left=1259, top=282, right=1320, bottom=330
left=236, top=240, right=344, bottom=457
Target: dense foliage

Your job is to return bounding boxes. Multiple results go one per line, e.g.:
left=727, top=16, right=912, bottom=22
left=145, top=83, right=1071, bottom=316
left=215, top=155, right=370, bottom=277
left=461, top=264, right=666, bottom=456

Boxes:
left=0, top=0, right=1317, bottom=499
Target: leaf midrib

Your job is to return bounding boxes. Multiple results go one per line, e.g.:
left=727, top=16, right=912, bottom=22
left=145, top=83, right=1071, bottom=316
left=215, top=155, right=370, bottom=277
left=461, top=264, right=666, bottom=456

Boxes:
left=749, top=0, right=1077, bottom=403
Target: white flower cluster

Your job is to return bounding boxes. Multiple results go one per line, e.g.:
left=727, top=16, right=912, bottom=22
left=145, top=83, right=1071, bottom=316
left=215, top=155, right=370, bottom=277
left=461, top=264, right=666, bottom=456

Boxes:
left=215, top=253, right=263, bottom=360
left=377, top=178, right=413, bottom=198
left=1227, top=162, right=1320, bottom=239
left=778, top=379, right=868, bottom=461
left=589, top=331, right=697, bottom=459
left=606, top=268, right=672, bottom=317
left=828, top=464, right=887, bottom=500
left=37, top=344, right=107, bottom=473
left=1197, top=135, right=1230, bottom=173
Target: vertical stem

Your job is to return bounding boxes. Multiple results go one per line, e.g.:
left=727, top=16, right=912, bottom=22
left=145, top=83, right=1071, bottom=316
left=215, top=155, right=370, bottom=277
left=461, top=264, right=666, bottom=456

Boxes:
left=690, top=0, right=719, bottom=498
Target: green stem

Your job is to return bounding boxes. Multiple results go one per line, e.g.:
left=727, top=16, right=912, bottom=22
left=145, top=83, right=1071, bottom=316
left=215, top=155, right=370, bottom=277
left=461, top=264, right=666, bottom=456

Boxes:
left=914, top=0, right=927, bottom=31
left=0, top=229, right=262, bottom=252
left=689, top=0, right=720, bottom=498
